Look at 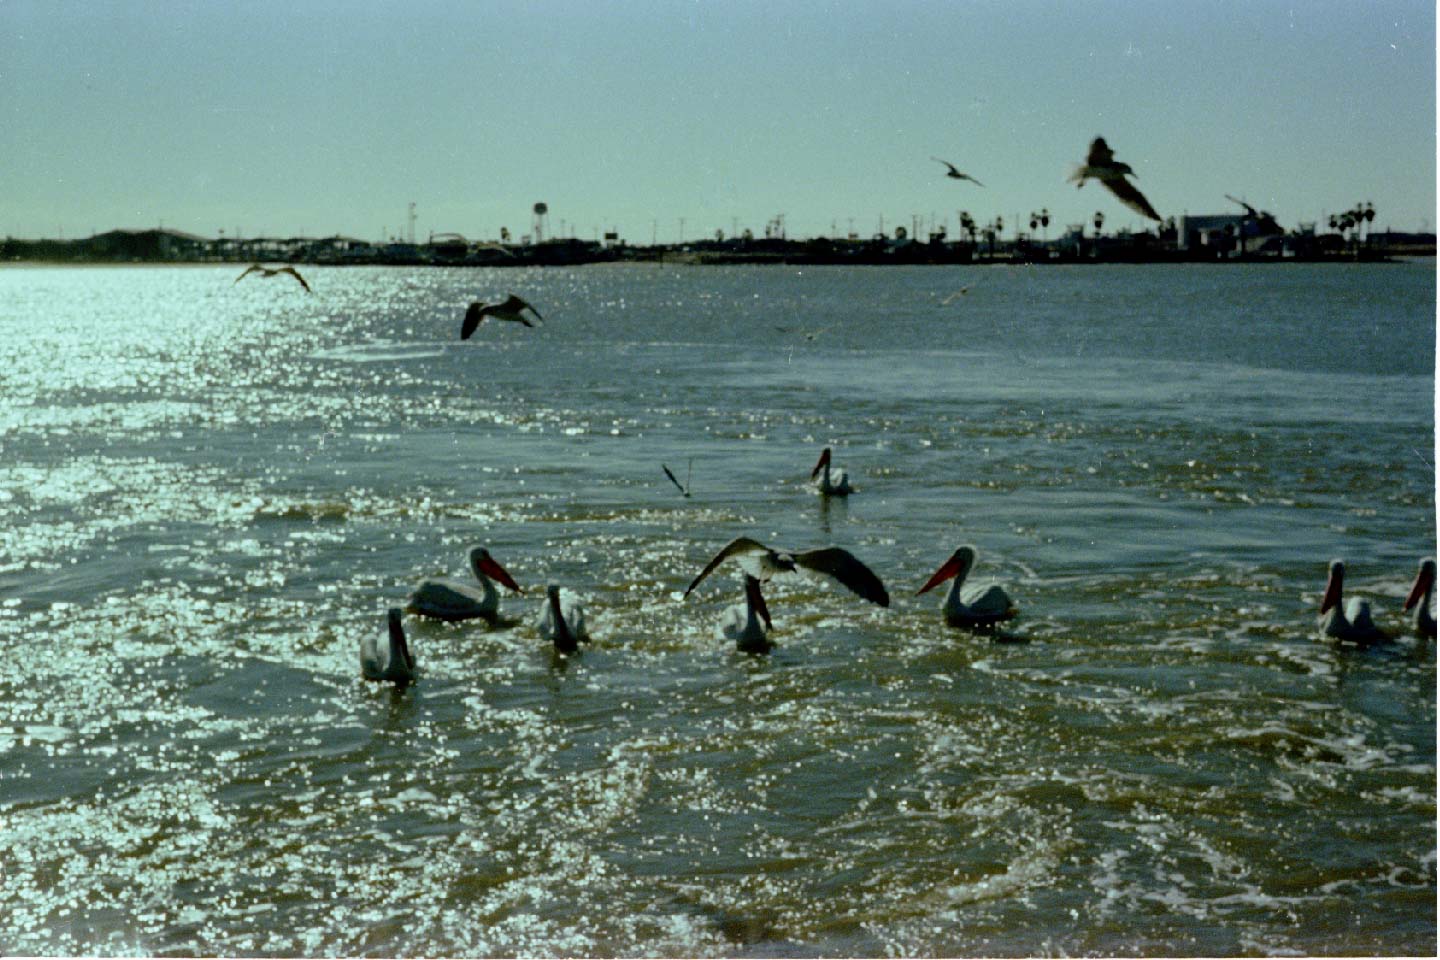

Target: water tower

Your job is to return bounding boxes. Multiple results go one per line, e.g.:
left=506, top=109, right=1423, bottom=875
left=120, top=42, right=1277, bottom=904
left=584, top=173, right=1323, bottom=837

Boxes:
left=532, top=203, right=549, bottom=244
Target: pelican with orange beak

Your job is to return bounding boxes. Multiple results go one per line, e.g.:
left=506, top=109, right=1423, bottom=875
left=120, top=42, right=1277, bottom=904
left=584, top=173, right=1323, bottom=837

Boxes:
left=917, top=544, right=1018, bottom=630
left=716, top=575, right=774, bottom=653
left=407, top=546, right=523, bottom=623
left=361, top=608, right=416, bottom=686
left=810, top=447, right=852, bottom=496
left=1318, top=559, right=1389, bottom=644
left=1403, top=557, right=1436, bottom=640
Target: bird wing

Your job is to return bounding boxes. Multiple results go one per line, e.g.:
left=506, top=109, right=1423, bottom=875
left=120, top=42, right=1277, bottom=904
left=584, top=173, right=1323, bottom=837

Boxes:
left=792, top=547, right=890, bottom=607
left=963, top=174, right=985, bottom=187
left=234, top=264, right=262, bottom=284
left=279, top=266, right=312, bottom=292
left=931, top=156, right=960, bottom=176
left=461, top=303, right=485, bottom=340
left=1224, top=194, right=1258, bottom=217
left=662, top=464, right=689, bottom=496
left=1085, top=137, right=1115, bottom=166
left=501, top=294, right=543, bottom=323
left=1101, top=176, right=1162, bottom=221
left=684, top=537, right=770, bottom=597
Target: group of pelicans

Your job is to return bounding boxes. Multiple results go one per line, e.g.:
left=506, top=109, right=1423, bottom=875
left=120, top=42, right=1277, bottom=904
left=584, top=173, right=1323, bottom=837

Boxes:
left=361, top=446, right=1437, bottom=688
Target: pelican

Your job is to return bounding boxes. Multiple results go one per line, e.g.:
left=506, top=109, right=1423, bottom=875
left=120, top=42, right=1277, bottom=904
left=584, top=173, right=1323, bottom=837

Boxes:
left=461, top=294, right=543, bottom=339
left=1318, top=559, right=1389, bottom=645
left=406, top=547, right=523, bottom=623
left=716, top=575, right=774, bottom=654
left=931, top=157, right=985, bottom=187
left=234, top=263, right=312, bottom=293
left=810, top=447, right=852, bottom=496
left=361, top=608, right=416, bottom=685
left=1068, top=136, right=1162, bottom=222
left=1403, top=557, right=1436, bottom=640
left=684, top=536, right=890, bottom=608
left=917, top=544, right=1018, bottom=629
left=536, top=584, right=589, bottom=654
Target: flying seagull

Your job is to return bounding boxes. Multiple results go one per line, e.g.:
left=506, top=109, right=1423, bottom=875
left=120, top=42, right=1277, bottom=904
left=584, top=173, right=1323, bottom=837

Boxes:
left=1068, top=137, right=1161, bottom=222
left=461, top=294, right=543, bottom=339
left=683, top=536, right=890, bottom=608
left=234, top=263, right=312, bottom=293
left=931, top=157, right=985, bottom=187
left=1224, top=194, right=1283, bottom=235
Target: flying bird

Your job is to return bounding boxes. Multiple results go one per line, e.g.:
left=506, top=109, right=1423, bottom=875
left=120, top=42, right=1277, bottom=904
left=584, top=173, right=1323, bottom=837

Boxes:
left=810, top=447, right=852, bottom=497
left=683, top=536, right=890, bottom=608
left=662, top=461, right=692, bottom=497
left=1068, top=137, right=1162, bottom=222
left=234, top=263, right=312, bottom=292
left=715, top=575, right=774, bottom=654
left=1403, top=557, right=1436, bottom=640
left=1317, top=559, right=1390, bottom=645
left=916, top=544, right=1018, bottom=630
left=361, top=608, right=416, bottom=686
left=931, top=157, right=985, bottom=187
left=1224, top=194, right=1283, bottom=235
left=536, top=584, right=589, bottom=654
left=406, top=546, right=523, bottom=623
left=461, top=294, right=543, bottom=339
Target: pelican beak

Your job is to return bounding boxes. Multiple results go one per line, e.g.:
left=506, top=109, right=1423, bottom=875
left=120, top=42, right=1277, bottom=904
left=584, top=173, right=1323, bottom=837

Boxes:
left=810, top=448, right=830, bottom=480
left=480, top=554, right=523, bottom=594
left=917, top=553, right=964, bottom=596
left=1320, top=566, right=1343, bottom=615
left=1404, top=564, right=1433, bottom=612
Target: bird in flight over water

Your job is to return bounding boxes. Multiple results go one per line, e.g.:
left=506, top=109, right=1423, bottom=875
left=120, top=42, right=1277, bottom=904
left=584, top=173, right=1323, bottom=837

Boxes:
left=931, top=157, right=985, bottom=186
left=683, top=536, right=890, bottom=609
left=234, top=263, right=312, bottom=293
left=461, top=294, right=543, bottom=339
left=1068, top=137, right=1162, bottom=222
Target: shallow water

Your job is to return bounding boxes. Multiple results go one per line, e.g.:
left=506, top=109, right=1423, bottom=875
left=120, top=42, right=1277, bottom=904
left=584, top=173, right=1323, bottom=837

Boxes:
left=0, top=261, right=1434, bottom=956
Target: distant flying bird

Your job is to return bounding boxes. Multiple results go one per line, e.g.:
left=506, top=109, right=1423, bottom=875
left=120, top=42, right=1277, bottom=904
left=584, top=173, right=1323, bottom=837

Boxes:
left=461, top=294, right=543, bottom=339
left=931, top=157, right=985, bottom=187
left=916, top=544, right=1019, bottom=630
left=683, top=536, right=890, bottom=609
left=234, top=263, right=312, bottom=293
left=361, top=608, right=416, bottom=686
left=1068, top=137, right=1162, bottom=222
left=940, top=286, right=972, bottom=305
left=1224, top=195, right=1283, bottom=235
left=662, top=461, right=692, bottom=497
left=774, top=325, right=828, bottom=341
left=1317, top=559, right=1390, bottom=645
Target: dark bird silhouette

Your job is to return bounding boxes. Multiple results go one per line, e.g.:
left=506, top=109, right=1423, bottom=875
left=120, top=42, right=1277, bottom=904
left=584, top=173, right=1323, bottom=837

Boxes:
left=461, top=294, right=543, bottom=339
left=234, top=263, right=312, bottom=293
left=1224, top=194, right=1283, bottom=235
left=1068, top=137, right=1161, bottom=222
left=683, top=536, right=890, bottom=608
left=662, top=462, right=691, bottom=497
left=931, top=157, right=985, bottom=186
left=361, top=608, right=416, bottom=686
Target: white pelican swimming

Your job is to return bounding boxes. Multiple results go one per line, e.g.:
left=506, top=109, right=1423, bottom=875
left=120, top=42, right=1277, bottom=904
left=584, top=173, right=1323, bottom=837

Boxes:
left=931, top=157, right=985, bottom=187
left=1403, top=557, right=1436, bottom=640
left=810, top=447, right=852, bottom=496
left=1068, top=136, right=1162, bottom=222
left=536, top=584, right=589, bottom=653
left=361, top=608, right=416, bottom=685
left=715, top=575, right=774, bottom=654
left=461, top=294, right=543, bottom=339
left=406, top=547, right=523, bottom=623
left=1318, top=559, right=1389, bottom=645
left=234, top=263, right=312, bottom=293
left=917, top=544, right=1018, bottom=629
left=684, top=536, right=890, bottom=608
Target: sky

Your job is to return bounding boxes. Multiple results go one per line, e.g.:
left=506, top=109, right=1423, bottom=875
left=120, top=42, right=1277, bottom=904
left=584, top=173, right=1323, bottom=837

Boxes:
left=2, top=0, right=1435, bottom=244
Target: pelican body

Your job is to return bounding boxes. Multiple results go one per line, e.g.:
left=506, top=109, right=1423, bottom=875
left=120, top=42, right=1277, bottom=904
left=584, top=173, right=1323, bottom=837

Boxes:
left=536, top=584, right=589, bottom=653
left=461, top=294, right=542, bottom=339
left=917, top=545, right=1018, bottom=630
left=1318, top=559, right=1389, bottom=645
left=362, top=608, right=416, bottom=685
left=407, top=547, right=522, bottom=623
left=810, top=447, right=852, bottom=496
left=716, top=575, right=774, bottom=654
left=1404, top=558, right=1436, bottom=640
left=1068, top=136, right=1162, bottom=222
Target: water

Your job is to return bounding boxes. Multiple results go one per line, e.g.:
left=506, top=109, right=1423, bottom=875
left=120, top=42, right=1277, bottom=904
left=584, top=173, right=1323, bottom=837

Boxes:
left=0, top=261, right=1434, bottom=957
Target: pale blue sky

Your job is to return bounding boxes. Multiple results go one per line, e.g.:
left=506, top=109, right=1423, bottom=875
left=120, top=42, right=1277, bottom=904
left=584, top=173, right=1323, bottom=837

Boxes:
left=2, top=0, right=1434, bottom=243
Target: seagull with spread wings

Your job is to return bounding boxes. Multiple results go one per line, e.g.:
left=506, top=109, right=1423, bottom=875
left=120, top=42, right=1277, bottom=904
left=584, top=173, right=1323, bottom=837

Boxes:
left=683, top=536, right=890, bottom=608
left=461, top=294, right=543, bottom=339
left=234, top=263, right=312, bottom=293
left=1068, top=137, right=1161, bottom=222
left=931, top=157, right=985, bottom=187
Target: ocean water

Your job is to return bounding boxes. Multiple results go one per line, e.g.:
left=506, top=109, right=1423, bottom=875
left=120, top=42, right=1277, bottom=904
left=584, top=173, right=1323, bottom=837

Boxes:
left=0, top=261, right=1433, bottom=957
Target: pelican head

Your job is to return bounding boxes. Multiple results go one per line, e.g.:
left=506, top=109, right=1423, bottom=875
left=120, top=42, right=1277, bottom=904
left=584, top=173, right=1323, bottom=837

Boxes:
left=387, top=606, right=415, bottom=674
left=917, top=544, right=978, bottom=595
left=1404, top=557, right=1436, bottom=612
left=1320, top=559, right=1346, bottom=614
left=810, top=447, right=833, bottom=481
left=745, top=575, right=773, bottom=631
left=469, top=546, right=522, bottom=593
